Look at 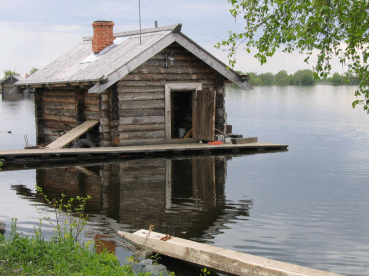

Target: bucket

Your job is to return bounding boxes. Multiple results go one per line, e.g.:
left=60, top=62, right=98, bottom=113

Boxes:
left=224, top=137, right=231, bottom=144
left=178, top=128, right=186, bottom=138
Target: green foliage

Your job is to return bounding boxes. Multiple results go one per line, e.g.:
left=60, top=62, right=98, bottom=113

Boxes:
left=29, top=68, right=39, bottom=75
left=3, top=70, right=19, bottom=80
left=36, top=186, right=91, bottom=243
left=0, top=220, right=145, bottom=275
left=0, top=159, right=3, bottom=171
left=292, top=70, right=316, bottom=86
left=274, top=70, right=290, bottom=86
left=200, top=268, right=210, bottom=276
left=330, top=72, right=345, bottom=85
left=259, top=72, right=274, bottom=86
left=217, top=0, right=369, bottom=113
left=246, top=72, right=263, bottom=86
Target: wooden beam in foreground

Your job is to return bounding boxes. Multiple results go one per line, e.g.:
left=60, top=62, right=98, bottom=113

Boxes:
left=46, top=120, right=99, bottom=149
left=118, top=230, right=342, bottom=276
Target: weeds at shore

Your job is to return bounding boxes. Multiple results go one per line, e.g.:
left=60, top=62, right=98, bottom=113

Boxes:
left=0, top=187, right=150, bottom=276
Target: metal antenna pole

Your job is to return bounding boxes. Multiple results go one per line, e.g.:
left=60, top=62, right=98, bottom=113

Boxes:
left=139, top=0, right=142, bottom=45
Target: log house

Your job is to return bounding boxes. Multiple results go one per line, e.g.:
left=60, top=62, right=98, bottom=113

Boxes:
left=16, top=21, right=251, bottom=147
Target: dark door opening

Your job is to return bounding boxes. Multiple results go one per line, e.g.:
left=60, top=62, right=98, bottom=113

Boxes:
left=171, top=91, right=193, bottom=138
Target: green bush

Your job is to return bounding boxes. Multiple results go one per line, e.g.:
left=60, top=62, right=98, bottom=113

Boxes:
left=0, top=219, right=148, bottom=275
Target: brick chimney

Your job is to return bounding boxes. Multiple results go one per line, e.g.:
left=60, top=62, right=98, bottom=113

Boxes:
left=92, top=21, right=115, bottom=54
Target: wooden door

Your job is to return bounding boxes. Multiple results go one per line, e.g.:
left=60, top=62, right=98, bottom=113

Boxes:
left=193, top=90, right=216, bottom=141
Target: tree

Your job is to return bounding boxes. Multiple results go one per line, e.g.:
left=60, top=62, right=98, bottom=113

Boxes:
left=293, top=70, right=316, bottom=86
left=330, top=72, right=345, bottom=85
left=217, top=0, right=369, bottom=112
left=274, top=70, right=290, bottom=86
left=259, top=72, right=274, bottom=85
left=3, top=70, right=19, bottom=80
left=246, top=72, right=262, bottom=86
left=30, top=68, right=39, bottom=75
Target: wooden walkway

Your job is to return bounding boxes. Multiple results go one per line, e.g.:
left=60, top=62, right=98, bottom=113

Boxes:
left=0, top=142, right=288, bottom=167
left=46, top=120, right=99, bottom=149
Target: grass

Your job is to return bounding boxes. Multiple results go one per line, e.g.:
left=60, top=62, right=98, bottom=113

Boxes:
left=0, top=219, right=150, bottom=276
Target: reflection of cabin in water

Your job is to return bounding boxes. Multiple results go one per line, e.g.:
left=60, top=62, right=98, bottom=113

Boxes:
left=16, top=21, right=250, bottom=147
left=36, top=157, right=253, bottom=239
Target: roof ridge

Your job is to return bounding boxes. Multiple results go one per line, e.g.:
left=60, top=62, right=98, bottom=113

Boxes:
left=83, top=23, right=182, bottom=41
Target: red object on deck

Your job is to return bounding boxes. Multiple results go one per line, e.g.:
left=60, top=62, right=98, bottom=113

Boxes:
left=207, top=141, right=223, bottom=145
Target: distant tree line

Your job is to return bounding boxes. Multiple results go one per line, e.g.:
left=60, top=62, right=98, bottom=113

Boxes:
left=238, top=70, right=360, bottom=86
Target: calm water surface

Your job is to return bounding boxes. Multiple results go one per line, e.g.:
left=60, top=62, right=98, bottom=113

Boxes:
left=1, top=86, right=369, bottom=276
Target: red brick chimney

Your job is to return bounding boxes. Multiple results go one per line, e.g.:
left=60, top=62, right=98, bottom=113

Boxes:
left=92, top=21, right=115, bottom=54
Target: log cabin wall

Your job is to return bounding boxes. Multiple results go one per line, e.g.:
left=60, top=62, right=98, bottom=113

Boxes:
left=40, top=87, right=77, bottom=143
left=116, top=42, right=226, bottom=146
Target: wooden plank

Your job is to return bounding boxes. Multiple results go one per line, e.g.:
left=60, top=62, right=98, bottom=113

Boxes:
left=46, top=120, right=99, bottom=149
left=42, top=102, right=77, bottom=111
left=42, top=95, right=76, bottom=104
left=118, top=230, right=342, bottom=276
left=119, top=100, right=164, bottom=110
left=118, top=87, right=164, bottom=93
left=119, top=130, right=165, bottom=140
left=131, top=66, right=214, bottom=74
left=118, top=92, right=164, bottom=101
left=119, top=109, right=164, bottom=117
left=118, top=124, right=164, bottom=132
left=117, top=81, right=166, bottom=87
left=119, top=116, right=165, bottom=125
left=121, top=73, right=214, bottom=82
left=44, top=114, right=77, bottom=124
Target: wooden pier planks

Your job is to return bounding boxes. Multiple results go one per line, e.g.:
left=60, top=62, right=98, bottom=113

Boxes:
left=45, top=120, right=99, bottom=149
left=119, top=230, right=343, bottom=276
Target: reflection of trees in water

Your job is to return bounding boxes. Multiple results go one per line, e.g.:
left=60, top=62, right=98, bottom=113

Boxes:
left=35, top=157, right=253, bottom=241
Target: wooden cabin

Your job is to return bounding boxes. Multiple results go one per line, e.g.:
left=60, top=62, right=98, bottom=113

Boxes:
left=1, top=75, right=24, bottom=97
left=16, top=21, right=250, bottom=147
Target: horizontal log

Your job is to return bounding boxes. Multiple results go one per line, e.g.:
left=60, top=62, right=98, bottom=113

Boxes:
left=151, top=53, right=197, bottom=61
left=43, top=127, right=65, bottom=137
left=118, top=124, right=164, bottom=132
left=84, top=97, right=99, bottom=105
left=121, top=73, right=214, bottom=81
left=119, top=109, right=164, bottom=117
left=42, top=102, right=77, bottom=111
left=131, top=66, right=214, bottom=75
left=119, top=174, right=166, bottom=183
left=118, top=92, right=164, bottom=101
left=117, top=81, right=166, bottom=87
left=84, top=105, right=99, bottom=113
left=84, top=112, right=100, bottom=120
left=117, top=87, right=164, bottom=93
left=118, top=138, right=166, bottom=146
left=119, top=100, right=164, bottom=110
left=119, top=116, right=164, bottom=125
left=43, top=95, right=76, bottom=104
left=119, top=130, right=165, bottom=140
left=44, top=121, right=74, bottom=130
left=44, top=114, right=77, bottom=124
left=143, top=59, right=209, bottom=68
left=119, top=159, right=166, bottom=168
left=44, top=108, right=77, bottom=117
left=43, top=90, right=76, bottom=97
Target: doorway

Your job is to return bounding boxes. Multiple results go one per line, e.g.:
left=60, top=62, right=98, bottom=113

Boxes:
left=171, top=91, right=193, bottom=139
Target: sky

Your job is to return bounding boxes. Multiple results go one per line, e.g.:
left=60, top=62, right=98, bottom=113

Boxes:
left=0, top=0, right=344, bottom=79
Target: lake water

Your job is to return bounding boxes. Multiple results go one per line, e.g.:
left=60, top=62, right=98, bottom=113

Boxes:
left=1, top=86, right=369, bottom=276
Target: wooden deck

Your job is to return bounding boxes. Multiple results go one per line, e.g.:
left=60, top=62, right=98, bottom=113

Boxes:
left=0, top=141, right=288, bottom=167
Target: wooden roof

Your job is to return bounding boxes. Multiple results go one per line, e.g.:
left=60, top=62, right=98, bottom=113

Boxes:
left=16, top=24, right=251, bottom=91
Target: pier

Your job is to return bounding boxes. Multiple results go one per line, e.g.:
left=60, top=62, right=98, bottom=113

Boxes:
left=0, top=141, right=287, bottom=168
